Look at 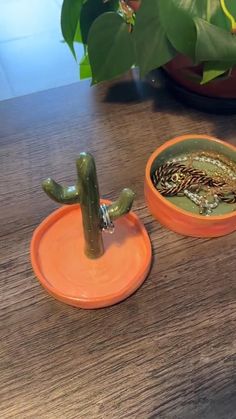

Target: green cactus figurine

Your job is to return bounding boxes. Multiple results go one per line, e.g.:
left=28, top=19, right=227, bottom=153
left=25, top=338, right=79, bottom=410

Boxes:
left=42, top=153, right=135, bottom=259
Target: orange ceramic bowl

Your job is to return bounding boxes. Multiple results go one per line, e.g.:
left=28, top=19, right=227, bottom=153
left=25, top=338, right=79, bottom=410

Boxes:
left=31, top=200, right=152, bottom=309
left=145, top=135, right=236, bottom=237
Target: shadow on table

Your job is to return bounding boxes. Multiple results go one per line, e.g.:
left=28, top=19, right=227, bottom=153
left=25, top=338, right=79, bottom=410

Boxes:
left=104, top=78, right=236, bottom=144
left=104, top=79, right=156, bottom=104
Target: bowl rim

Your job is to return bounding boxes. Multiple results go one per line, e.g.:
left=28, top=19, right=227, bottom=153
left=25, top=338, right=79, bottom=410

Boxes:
left=30, top=200, right=152, bottom=308
left=145, top=134, right=236, bottom=221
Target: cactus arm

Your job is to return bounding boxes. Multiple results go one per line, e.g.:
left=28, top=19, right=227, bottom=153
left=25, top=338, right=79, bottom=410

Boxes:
left=76, top=153, right=104, bottom=259
left=107, top=188, right=135, bottom=220
left=42, top=178, right=80, bottom=204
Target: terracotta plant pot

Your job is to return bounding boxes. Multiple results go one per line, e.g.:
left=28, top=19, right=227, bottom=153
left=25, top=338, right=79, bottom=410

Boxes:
left=31, top=200, right=152, bottom=309
left=127, top=0, right=141, bottom=12
left=165, top=55, right=236, bottom=99
left=145, top=135, right=236, bottom=238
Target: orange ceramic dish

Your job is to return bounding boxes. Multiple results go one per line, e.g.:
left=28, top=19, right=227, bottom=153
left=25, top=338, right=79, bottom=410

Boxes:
left=145, top=135, right=236, bottom=237
left=31, top=200, right=152, bottom=309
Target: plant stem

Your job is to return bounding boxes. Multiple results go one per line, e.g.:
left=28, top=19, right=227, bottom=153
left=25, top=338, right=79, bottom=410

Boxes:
left=220, top=0, right=236, bottom=32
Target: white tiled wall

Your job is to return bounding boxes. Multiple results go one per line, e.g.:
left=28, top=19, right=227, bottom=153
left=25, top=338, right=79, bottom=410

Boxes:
left=0, top=0, right=83, bottom=101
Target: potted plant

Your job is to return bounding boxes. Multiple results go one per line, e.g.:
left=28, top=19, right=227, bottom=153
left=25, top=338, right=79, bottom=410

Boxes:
left=61, top=0, right=236, bottom=111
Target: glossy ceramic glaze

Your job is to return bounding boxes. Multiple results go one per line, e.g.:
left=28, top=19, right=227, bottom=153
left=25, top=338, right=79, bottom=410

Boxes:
left=42, top=152, right=135, bottom=259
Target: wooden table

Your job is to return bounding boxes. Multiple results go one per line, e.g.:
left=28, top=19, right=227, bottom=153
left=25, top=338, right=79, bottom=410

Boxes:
left=1, top=77, right=236, bottom=419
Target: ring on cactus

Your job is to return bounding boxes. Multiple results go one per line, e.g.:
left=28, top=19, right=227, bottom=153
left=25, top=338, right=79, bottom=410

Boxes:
left=100, top=204, right=115, bottom=234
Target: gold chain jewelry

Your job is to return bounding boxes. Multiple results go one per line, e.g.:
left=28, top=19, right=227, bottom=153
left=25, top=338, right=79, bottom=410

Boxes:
left=152, top=152, right=236, bottom=215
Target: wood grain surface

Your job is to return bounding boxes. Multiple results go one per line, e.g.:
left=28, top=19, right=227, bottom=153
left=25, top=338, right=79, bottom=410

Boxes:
left=0, top=76, right=236, bottom=419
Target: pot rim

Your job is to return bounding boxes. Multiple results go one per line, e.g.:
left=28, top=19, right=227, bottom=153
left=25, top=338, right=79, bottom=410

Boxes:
left=145, top=134, right=236, bottom=222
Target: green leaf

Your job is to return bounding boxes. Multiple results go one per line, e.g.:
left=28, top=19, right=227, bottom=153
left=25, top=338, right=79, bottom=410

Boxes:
left=61, top=0, right=85, bottom=58
left=195, top=17, right=236, bottom=62
left=224, top=0, right=236, bottom=19
left=133, top=0, right=175, bottom=77
left=80, top=54, right=92, bottom=79
left=158, top=0, right=197, bottom=59
left=201, top=61, right=231, bottom=84
left=159, top=0, right=233, bottom=59
left=88, top=12, right=135, bottom=84
left=165, top=1, right=231, bottom=30
left=74, top=19, right=83, bottom=44
left=209, top=1, right=231, bottom=31
left=80, top=0, right=118, bottom=45
left=172, top=0, right=207, bottom=18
